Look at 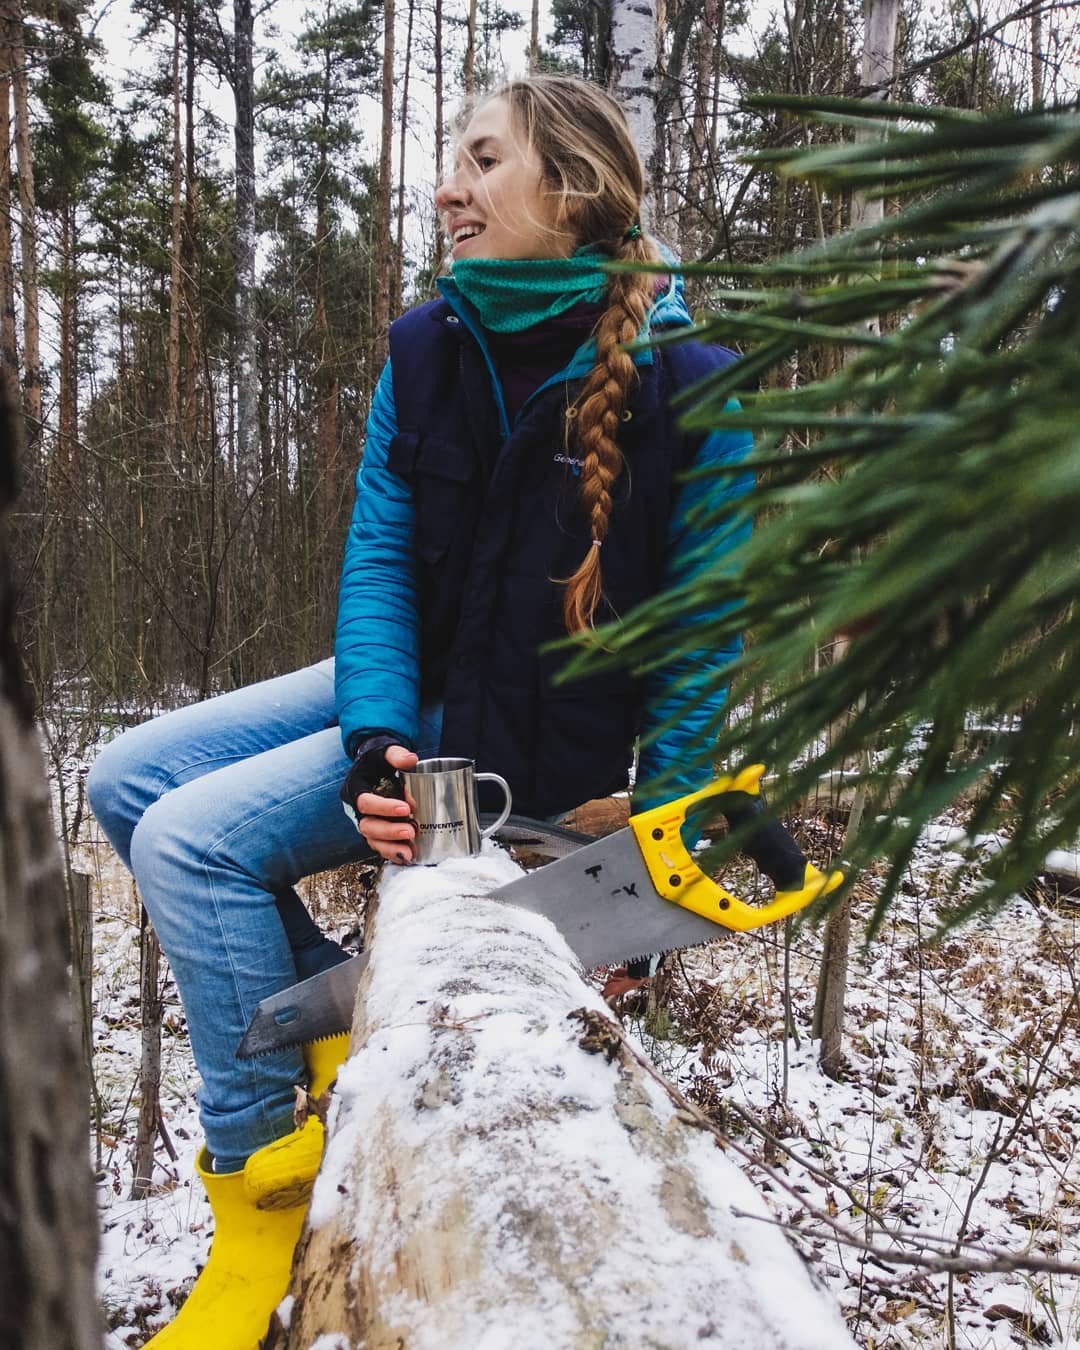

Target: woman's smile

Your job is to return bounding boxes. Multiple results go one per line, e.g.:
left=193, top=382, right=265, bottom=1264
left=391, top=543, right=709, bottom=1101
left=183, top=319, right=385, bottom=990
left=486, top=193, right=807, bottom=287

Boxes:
left=435, top=98, right=577, bottom=262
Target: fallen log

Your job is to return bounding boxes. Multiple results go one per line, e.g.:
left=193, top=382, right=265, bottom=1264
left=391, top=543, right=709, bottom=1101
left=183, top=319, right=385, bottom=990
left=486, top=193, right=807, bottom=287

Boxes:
left=268, top=848, right=855, bottom=1349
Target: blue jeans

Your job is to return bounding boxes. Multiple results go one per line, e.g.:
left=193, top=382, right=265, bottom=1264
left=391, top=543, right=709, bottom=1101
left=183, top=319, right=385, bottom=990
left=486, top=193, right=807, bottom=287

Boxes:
left=87, top=659, right=442, bottom=1169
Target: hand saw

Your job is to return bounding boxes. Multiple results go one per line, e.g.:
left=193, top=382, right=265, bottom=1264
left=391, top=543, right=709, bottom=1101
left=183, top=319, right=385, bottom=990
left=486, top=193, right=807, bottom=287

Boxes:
left=236, top=764, right=842, bottom=1058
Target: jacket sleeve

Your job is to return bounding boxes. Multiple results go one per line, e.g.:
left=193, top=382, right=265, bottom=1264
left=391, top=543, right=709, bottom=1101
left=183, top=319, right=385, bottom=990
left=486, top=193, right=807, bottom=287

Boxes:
left=335, top=360, right=422, bottom=757
left=634, top=408, right=753, bottom=813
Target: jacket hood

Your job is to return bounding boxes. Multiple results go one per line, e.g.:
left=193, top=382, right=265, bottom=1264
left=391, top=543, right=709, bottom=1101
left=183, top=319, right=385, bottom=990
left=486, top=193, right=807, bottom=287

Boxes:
left=647, top=244, right=694, bottom=330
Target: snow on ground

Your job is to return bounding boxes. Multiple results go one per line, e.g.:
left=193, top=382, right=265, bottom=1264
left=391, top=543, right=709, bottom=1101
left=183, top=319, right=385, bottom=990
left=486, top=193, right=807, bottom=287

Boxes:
left=76, top=803, right=1080, bottom=1349
left=627, top=822, right=1080, bottom=1349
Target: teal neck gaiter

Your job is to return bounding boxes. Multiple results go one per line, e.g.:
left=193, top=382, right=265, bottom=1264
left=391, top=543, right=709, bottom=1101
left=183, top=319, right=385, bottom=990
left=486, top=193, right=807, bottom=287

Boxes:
left=447, top=246, right=609, bottom=333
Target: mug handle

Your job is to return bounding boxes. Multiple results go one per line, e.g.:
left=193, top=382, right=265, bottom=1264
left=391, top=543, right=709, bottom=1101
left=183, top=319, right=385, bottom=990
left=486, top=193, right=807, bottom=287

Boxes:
left=476, top=772, right=513, bottom=840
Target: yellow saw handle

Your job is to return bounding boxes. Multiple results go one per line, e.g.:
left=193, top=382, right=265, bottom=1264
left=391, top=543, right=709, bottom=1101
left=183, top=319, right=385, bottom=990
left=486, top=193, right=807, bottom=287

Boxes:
left=629, top=764, right=843, bottom=932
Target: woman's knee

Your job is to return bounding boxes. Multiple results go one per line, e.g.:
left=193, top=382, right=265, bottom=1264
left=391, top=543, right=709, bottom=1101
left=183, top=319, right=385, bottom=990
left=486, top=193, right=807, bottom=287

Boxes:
left=87, top=731, right=144, bottom=860
left=127, top=791, right=203, bottom=899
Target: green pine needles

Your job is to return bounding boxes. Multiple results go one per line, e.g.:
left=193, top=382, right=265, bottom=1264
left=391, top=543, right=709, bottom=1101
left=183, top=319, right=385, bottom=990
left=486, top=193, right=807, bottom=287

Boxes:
left=585, top=96, right=1080, bottom=933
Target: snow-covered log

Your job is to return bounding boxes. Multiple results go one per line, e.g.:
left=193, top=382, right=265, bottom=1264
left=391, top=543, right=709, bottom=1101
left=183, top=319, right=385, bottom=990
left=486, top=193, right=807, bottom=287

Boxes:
left=268, top=849, right=856, bottom=1350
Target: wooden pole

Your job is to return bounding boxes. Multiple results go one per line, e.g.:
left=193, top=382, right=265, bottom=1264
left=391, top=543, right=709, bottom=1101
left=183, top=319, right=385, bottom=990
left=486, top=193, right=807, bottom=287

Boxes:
left=68, top=870, right=94, bottom=1092
left=130, top=907, right=163, bottom=1200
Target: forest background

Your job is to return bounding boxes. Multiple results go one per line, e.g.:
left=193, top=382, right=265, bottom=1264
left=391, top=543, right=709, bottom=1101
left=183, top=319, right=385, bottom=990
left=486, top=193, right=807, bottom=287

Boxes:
left=4, top=0, right=1080, bottom=1345
left=8, top=0, right=1076, bottom=762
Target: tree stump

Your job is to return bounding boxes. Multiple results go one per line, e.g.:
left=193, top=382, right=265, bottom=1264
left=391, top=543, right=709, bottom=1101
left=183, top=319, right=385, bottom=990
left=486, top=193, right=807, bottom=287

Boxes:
left=268, top=849, right=855, bottom=1349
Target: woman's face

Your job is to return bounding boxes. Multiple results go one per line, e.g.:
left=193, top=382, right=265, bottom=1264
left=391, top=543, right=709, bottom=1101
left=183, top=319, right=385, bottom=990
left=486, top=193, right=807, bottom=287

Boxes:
left=435, top=98, right=578, bottom=262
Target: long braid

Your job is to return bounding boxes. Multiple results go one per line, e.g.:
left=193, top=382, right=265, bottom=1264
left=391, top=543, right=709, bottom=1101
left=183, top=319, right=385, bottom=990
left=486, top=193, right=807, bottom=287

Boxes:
left=562, top=248, right=657, bottom=634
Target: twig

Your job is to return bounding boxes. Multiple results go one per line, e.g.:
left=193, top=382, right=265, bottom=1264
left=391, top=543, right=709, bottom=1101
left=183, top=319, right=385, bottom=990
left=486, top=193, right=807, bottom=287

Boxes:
left=729, top=1205, right=1080, bottom=1279
left=572, top=1007, right=1080, bottom=1281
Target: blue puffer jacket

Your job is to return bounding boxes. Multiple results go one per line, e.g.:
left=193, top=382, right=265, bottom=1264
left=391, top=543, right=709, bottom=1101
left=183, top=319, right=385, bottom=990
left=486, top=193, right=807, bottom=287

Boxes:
left=335, top=273, right=752, bottom=814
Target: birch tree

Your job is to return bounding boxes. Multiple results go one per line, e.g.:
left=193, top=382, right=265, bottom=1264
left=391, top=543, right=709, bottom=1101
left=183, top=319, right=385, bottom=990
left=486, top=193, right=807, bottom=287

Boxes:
left=609, top=0, right=659, bottom=224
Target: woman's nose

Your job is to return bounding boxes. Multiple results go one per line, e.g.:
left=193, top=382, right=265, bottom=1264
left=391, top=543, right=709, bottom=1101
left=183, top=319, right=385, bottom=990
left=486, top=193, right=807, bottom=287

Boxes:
left=434, top=172, right=468, bottom=210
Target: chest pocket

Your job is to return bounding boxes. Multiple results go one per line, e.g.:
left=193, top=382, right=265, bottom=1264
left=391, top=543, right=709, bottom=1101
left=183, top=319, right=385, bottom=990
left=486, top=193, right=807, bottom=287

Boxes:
left=387, top=430, right=478, bottom=564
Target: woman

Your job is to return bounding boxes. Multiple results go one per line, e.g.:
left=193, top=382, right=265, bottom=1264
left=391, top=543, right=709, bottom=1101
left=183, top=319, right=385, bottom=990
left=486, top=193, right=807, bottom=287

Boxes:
left=88, top=74, right=751, bottom=1348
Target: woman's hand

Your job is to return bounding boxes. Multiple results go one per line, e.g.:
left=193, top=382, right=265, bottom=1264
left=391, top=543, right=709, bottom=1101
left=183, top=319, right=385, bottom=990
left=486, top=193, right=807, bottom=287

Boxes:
left=352, top=743, right=419, bottom=864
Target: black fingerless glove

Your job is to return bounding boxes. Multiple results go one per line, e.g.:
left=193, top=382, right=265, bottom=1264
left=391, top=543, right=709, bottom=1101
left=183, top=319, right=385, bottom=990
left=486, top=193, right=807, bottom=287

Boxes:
left=340, top=730, right=413, bottom=829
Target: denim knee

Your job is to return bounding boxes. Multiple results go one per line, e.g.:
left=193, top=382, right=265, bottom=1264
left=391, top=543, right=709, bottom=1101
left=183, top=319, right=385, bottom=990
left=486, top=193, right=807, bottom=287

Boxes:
left=87, top=733, right=141, bottom=867
left=126, top=789, right=212, bottom=914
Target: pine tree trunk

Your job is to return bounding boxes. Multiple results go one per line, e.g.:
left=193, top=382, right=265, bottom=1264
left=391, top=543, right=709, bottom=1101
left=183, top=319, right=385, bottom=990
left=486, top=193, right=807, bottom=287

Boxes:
left=429, top=0, right=445, bottom=285
left=313, top=191, right=339, bottom=544
left=167, top=2, right=183, bottom=430
left=57, top=201, right=78, bottom=481
left=393, top=0, right=415, bottom=320
left=3, top=1, right=42, bottom=444
left=233, top=0, right=259, bottom=490
left=182, top=0, right=199, bottom=434
left=265, top=858, right=856, bottom=1349
left=0, top=71, right=18, bottom=381
left=1030, top=8, right=1043, bottom=108
left=0, top=380, right=101, bottom=1350
left=373, top=0, right=396, bottom=371
left=464, top=0, right=477, bottom=96
left=812, top=0, right=898, bottom=1078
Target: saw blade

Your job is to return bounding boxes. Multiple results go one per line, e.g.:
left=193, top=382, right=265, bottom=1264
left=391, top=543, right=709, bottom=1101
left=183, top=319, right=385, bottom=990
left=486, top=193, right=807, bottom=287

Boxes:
left=235, top=952, right=369, bottom=1059
left=489, top=826, right=725, bottom=970
left=484, top=814, right=596, bottom=858
left=237, top=821, right=731, bottom=1059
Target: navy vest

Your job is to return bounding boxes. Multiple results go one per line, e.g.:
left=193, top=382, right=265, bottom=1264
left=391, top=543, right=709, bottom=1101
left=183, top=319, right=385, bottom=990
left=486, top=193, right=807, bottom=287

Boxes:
left=387, top=297, right=738, bottom=818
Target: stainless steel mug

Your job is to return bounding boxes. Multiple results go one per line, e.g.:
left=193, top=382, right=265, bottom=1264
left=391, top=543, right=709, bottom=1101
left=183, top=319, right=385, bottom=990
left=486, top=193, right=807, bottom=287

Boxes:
left=402, top=757, right=512, bottom=864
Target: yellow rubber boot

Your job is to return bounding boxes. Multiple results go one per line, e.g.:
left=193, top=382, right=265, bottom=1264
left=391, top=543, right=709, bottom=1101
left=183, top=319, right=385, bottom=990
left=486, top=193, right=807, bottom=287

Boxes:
left=242, top=1033, right=351, bottom=1210
left=146, top=1034, right=351, bottom=1349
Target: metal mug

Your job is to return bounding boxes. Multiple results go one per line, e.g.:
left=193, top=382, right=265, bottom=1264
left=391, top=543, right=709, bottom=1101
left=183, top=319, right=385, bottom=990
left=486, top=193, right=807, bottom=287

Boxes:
left=402, top=757, right=512, bottom=865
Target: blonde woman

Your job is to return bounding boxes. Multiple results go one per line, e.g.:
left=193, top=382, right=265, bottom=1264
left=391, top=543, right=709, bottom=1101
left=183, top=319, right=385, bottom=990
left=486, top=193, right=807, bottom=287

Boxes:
left=88, top=75, right=753, bottom=1348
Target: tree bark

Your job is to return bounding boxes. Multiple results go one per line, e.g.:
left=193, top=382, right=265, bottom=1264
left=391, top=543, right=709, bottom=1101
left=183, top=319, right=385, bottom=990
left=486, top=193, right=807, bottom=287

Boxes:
left=182, top=0, right=199, bottom=434
left=130, top=910, right=163, bottom=1200
left=167, top=2, right=183, bottom=432
left=314, top=42, right=340, bottom=543
left=610, top=0, right=660, bottom=226
left=812, top=1, right=899, bottom=1077
left=0, top=70, right=18, bottom=382
left=393, top=0, right=415, bottom=320
left=429, top=0, right=445, bottom=285
left=233, top=0, right=259, bottom=490
left=3, top=1, right=42, bottom=444
left=267, top=855, right=856, bottom=1349
left=0, top=381, right=101, bottom=1349
left=464, top=0, right=477, bottom=96
left=56, top=200, right=79, bottom=481
left=373, top=0, right=395, bottom=371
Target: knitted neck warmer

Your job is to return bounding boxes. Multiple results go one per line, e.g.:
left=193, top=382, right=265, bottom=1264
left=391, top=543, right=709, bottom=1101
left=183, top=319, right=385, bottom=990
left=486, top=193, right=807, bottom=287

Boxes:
left=447, top=246, right=609, bottom=333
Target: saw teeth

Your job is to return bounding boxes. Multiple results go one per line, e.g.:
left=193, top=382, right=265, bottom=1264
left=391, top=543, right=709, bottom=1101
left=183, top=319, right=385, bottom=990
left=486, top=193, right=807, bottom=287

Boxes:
left=612, top=935, right=720, bottom=970
left=239, top=1028, right=348, bottom=1059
